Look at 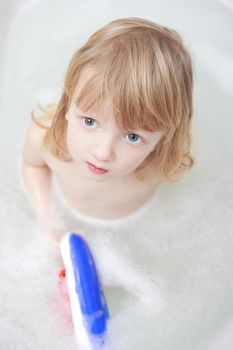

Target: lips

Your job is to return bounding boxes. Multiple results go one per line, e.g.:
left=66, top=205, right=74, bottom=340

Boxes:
left=86, top=161, right=108, bottom=174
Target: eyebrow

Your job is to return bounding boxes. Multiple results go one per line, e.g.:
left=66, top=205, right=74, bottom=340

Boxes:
left=75, top=105, right=111, bottom=124
left=74, top=103, right=97, bottom=117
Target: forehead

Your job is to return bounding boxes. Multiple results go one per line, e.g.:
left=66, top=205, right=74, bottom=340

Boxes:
left=71, top=67, right=164, bottom=136
left=72, top=86, right=115, bottom=128
left=71, top=68, right=109, bottom=115
left=72, top=68, right=95, bottom=99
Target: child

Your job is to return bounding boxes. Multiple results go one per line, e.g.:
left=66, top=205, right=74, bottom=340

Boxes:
left=21, top=17, right=194, bottom=244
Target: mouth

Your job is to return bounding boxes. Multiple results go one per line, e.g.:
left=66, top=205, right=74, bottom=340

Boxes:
left=86, top=161, right=109, bottom=174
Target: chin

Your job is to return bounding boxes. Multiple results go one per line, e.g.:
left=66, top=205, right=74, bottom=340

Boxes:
left=85, top=170, right=111, bottom=181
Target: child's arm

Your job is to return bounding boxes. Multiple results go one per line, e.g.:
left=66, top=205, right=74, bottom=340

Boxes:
left=21, top=121, right=52, bottom=221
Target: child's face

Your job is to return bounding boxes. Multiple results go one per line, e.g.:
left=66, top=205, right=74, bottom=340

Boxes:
left=65, top=82, right=162, bottom=183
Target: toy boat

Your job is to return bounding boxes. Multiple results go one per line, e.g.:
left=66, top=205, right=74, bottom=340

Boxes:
left=60, top=233, right=109, bottom=349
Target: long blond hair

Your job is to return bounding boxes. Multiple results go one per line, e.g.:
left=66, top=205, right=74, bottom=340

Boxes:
left=32, top=17, right=195, bottom=184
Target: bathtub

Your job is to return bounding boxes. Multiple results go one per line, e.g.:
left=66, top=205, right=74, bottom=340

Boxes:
left=0, top=0, right=233, bottom=349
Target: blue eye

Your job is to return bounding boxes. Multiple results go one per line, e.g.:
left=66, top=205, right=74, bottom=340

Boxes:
left=126, top=133, right=143, bottom=144
left=82, top=117, right=97, bottom=128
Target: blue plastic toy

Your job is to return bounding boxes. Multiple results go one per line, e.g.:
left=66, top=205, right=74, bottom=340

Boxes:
left=60, top=232, right=109, bottom=349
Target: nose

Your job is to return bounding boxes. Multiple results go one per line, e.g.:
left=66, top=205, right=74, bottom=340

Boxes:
left=91, top=136, right=116, bottom=163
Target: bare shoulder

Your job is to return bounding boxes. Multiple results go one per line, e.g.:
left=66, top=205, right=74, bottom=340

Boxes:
left=22, top=117, right=52, bottom=166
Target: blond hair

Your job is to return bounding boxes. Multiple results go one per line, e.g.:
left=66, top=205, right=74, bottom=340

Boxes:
left=32, top=17, right=195, bottom=184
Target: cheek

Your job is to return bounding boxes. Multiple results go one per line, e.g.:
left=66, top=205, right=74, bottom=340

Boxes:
left=66, top=122, right=80, bottom=154
left=120, top=150, right=149, bottom=170
left=133, top=147, right=156, bottom=168
left=66, top=126, right=74, bottom=150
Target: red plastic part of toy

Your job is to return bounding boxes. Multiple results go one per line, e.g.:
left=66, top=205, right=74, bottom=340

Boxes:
left=59, top=268, right=66, bottom=278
